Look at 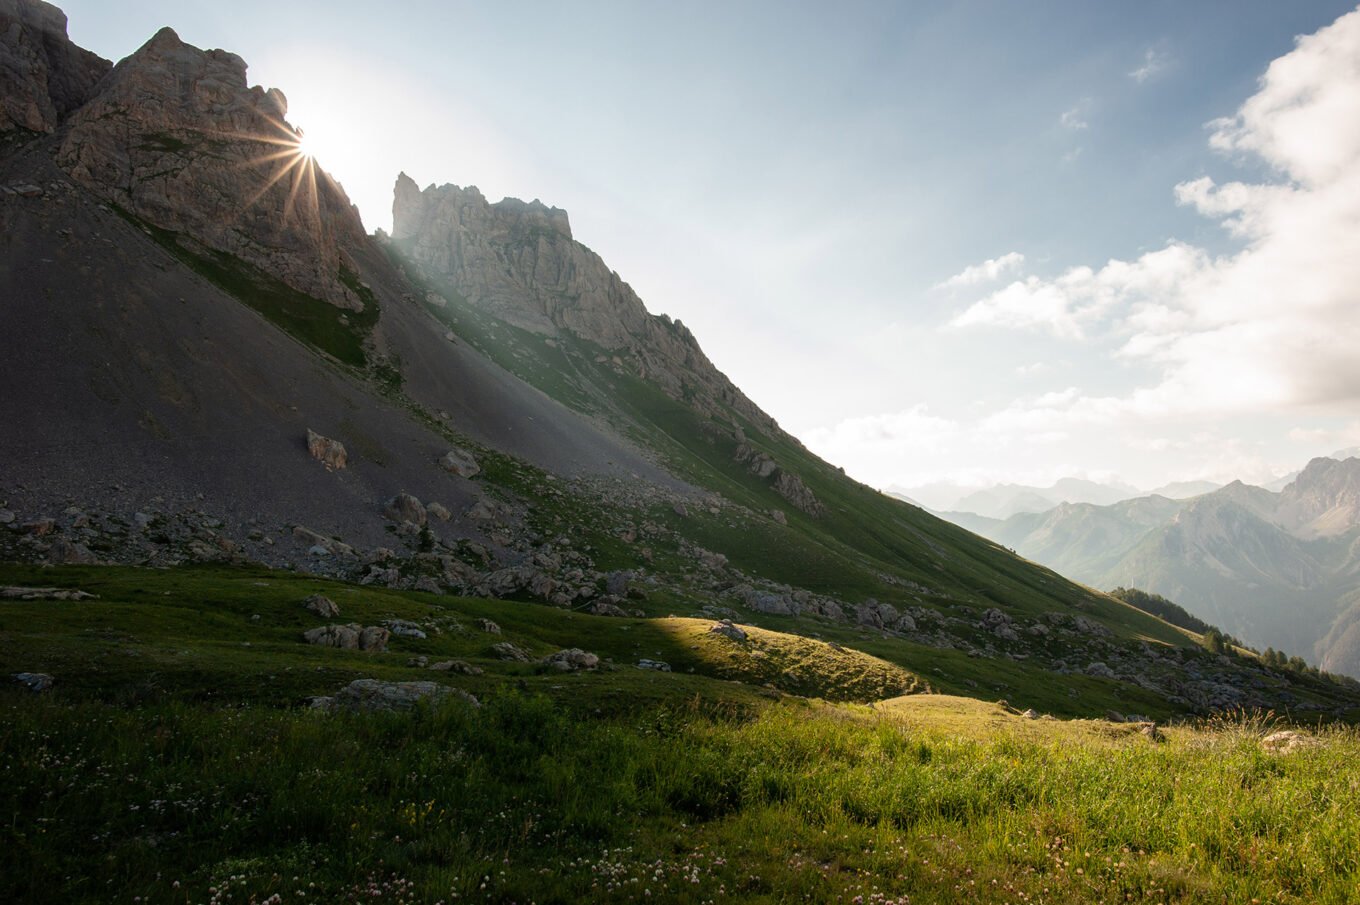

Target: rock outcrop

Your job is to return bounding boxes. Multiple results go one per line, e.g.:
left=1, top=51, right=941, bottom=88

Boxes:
left=391, top=174, right=779, bottom=432
left=0, top=0, right=110, bottom=134
left=54, top=25, right=369, bottom=309
left=311, top=679, right=478, bottom=713
left=306, top=430, right=348, bottom=470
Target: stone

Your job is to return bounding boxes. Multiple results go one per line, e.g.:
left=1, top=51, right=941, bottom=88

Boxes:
left=303, top=624, right=389, bottom=652
left=426, top=502, right=451, bottom=521
left=491, top=641, right=531, bottom=662
left=478, top=618, right=501, bottom=634
left=439, top=447, right=481, bottom=478
left=303, top=594, right=340, bottom=618
left=1021, top=708, right=1040, bottom=720
left=770, top=509, right=787, bottom=526
left=1086, top=662, right=1117, bottom=680
left=542, top=648, right=599, bottom=671
left=0, top=509, right=14, bottom=525
left=1261, top=730, right=1317, bottom=754
left=771, top=469, right=825, bottom=517
left=709, top=619, right=748, bottom=642
left=429, top=659, right=483, bottom=675
left=383, top=492, right=427, bottom=526
left=13, top=672, right=54, bottom=692
left=384, top=619, right=428, bottom=639
left=1, top=586, right=96, bottom=601
left=46, top=537, right=96, bottom=564
left=637, top=659, right=671, bottom=672
left=23, top=518, right=55, bottom=536
left=358, top=626, right=390, bottom=652
left=306, top=429, right=347, bottom=469
left=1139, top=722, right=1165, bottom=743
left=312, top=679, right=478, bottom=713
left=589, top=600, right=630, bottom=617
left=303, top=624, right=359, bottom=649
left=412, top=576, right=443, bottom=595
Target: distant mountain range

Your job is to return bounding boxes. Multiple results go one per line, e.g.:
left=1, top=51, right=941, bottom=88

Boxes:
left=891, top=477, right=1214, bottom=520
left=934, top=456, right=1360, bottom=677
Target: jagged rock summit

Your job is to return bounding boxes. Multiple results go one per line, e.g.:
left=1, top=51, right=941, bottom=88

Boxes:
left=53, top=23, right=369, bottom=309
left=0, top=0, right=109, bottom=133
left=392, top=172, right=778, bottom=433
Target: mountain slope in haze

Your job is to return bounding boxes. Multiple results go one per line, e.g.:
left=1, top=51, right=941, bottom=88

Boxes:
left=945, top=457, right=1360, bottom=678
left=2, top=0, right=1356, bottom=720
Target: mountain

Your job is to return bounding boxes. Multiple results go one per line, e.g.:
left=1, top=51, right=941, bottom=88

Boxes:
left=2, top=0, right=1355, bottom=722
left=905, top=477, right=1143, bottom=519
left=944, top=457, right=1360, bottom=677
left=1147, top=480, right=1221, bottom=499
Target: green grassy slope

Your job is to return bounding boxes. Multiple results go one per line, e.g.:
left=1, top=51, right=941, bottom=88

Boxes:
left=5, top=564, right=1360, bottom=904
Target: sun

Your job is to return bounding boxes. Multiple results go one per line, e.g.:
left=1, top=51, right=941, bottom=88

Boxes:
left=294, top=128, right=318, bottom=160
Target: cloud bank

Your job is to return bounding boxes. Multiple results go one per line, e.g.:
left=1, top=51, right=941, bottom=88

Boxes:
left=949, top=7, right=1360, bottom=422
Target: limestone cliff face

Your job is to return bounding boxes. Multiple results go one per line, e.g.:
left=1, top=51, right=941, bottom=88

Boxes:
left=54, top=26, right=369, bottom=309
left=392, top=173, right=778, bottom=432
left=0, top=0, right=109, bottom=133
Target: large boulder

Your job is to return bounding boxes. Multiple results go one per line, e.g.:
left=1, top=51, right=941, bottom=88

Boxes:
left=302, top=594, right=340, bottom=618
left=311, top=679, right=478, bottom=713
left=303, top=624, right=389, bottom=652
left=439, top=447, right=481, bottom=478
left=306, top=429, right=347, bottom=470
left=383, top=493, right=427, bottom=526
left=541, top=648, right=599, bottom=672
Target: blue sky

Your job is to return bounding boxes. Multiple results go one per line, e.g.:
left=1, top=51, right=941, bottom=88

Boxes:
left=60, top=1, right=1360, bottom=492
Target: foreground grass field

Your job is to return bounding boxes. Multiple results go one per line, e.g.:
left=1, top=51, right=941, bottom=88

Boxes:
left=4, top=693, right=1358, bottom=904
left=3, top=563, right=1359, bottom=903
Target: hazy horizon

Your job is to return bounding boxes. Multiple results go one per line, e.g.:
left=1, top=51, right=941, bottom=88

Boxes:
left=59, top=0, right=1360, bottom=492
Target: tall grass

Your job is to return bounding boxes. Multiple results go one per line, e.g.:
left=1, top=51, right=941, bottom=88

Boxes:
left=3, top=692, right=1357, bottom=903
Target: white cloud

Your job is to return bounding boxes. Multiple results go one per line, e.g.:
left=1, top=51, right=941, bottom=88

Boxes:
left=1060, top=105, right=1089, bottom=130
left=1129, top=47, right=1171, bottom=83
left=950, top=7, right=1360, bottom=420
left=935, top=251, right=1025, bottom=288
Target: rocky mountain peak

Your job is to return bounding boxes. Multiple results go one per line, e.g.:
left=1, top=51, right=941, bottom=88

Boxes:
left=0, top=0, right=110, bottom=133
left=392, top=173, right=779, bottom=433
left=53, top=20, right=369, bottom=309
left=1277, top=456, right=1360, bottom=538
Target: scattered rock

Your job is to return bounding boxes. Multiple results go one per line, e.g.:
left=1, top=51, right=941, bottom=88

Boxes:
left=439, top=448, right=481, bottom=478
left=311, top=679, right=478, bottom=713
left=478, top=619, right=501, bottom=634
left=0, top=509, right=14, bottom=525
left=589, top=600, right=630, bottom=617
left=384, top=619, right=428, bottom=640
left=302, top=624, right=389, bottom=652
left=306, top=429, right=347, bottom=469
left=383, top=493, right=427, bottom=526
left=637, top=659, right=671, bottom=671
left=23, top=518, right=55, bottom=536
left=1261, top=730, right=1318, bottom=754
left=1021, top=708, right=1040, bottom=720
left=358, top=626, right=391, bottom=652
left=542, top=648, right=600, bottom=672
left=13, top=672, right=54, bottom=692
left=302, top=594, right=340, bottom=618
left=1086, top=662, right=1117, bottom=680
left=1139, top=722, right=1165, bottom=743
left=426, top=502, right=451, bottom=521
left=1, top=586, right=96, bottom=601
left=491, top=641, right=531, bottom=662
left=429, top=659, right=483, bottom=675
left=709, top=619, right=748, bottom=642
left=770, top=509, right=787, bottom=526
